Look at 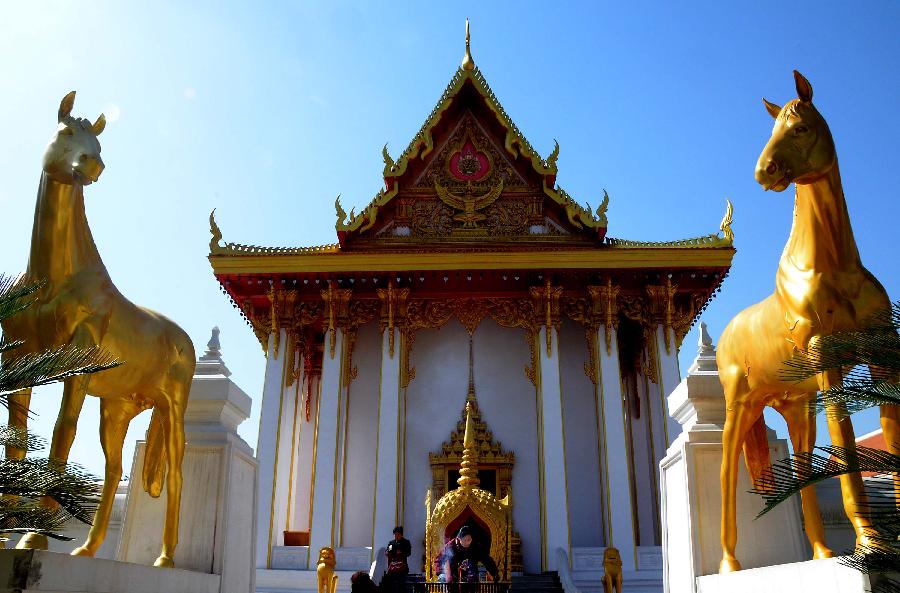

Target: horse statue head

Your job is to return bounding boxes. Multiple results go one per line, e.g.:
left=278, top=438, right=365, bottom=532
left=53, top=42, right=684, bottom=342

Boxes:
left=43, top=91, right=106, bottom=186
left=755, top=71, right=835, bottom=192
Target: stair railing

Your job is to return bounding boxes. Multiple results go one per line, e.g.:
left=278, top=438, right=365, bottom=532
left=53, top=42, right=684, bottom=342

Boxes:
left=555, top=548, right=581, bottom=593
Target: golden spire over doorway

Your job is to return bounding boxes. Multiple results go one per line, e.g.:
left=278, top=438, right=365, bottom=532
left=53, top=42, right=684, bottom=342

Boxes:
left=458, top=337, right=480, bottom=488
left=462, top=18, right=475, bottom=71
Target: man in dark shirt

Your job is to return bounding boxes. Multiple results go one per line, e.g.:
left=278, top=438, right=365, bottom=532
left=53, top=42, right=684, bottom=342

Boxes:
left=382, top=526, right=411, bottom=593
left=433, top=526, right=499, bottom=584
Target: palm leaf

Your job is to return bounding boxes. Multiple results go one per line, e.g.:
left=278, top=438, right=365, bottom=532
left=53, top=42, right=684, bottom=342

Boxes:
left=753, top=445, right=900, bottom=516
left=0, top=456, right=101, bottom=524
left=0, top=346, right=121, bottom=401
left=0, top=275, right=41, bottom=324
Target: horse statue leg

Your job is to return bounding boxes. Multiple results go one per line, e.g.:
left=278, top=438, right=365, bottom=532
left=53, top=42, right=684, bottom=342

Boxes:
left=49, top=376, right=90, bottom=464
left=154, top=381, right=188, bottom=568
left=776, top=400, right=832, bottom=559
left=5, top=388, right=32, bottom=461
left=820, top=369, right=876, bottom=551
left=72, top=397, right=141, bottom=557
left=719, top=375, right=763, bottom=573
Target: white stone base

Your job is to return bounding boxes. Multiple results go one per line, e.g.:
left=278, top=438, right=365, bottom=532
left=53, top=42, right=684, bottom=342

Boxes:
left=696, top=558, right=869, bottom=593
left=256, top=569, right=356, bottom=593
left=0, top=549, right=220, bottom=593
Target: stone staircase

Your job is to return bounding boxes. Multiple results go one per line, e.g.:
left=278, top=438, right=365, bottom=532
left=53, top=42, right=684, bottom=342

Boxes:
left=510, top=573, right=563, bottom=593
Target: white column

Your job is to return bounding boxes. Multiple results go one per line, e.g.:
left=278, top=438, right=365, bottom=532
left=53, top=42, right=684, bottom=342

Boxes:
left=309, top=329, right=346, bottom=559
left=372, top=328, right=402, bottom=556
left=598, top=325, right=637, bottom=573
left=290, top=371, right=319, bottom=532
left=255, top=329, right=288, bottom=569
left=655, top=325, right=683, bottom=447
left=536, top=325, right=570, bottom=571
left=269, top=348, right=301, bottom=551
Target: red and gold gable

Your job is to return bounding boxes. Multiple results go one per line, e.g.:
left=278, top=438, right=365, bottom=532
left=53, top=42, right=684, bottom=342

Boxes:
left=335, top=69, right=607, bottom=248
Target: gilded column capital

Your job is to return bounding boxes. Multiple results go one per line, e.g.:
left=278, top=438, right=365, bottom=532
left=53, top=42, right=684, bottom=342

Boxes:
left=376, top=281, right=410, bottom=358
left=320, top=282, right=353, bottom=359
left=645, top=278, right=677, bottom=354
left=588, top=279, right=621, bottom=356
left=528, top=280, right=564, bottom=357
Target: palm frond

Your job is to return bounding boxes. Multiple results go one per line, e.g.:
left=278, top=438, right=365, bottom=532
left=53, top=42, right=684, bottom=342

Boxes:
left=0, top=337, right=25, bottom=355
left=0, top=457, right=100, bottom=523
left=0, top=425, right=47, bottom=453
left=0, top=276, right=41, bottom=324
left=0, top=346, right=121, bottom=401
left=753, top=446, right=900, bottom=516
left=780, top=303, right=900, bottom=384
left=0, top=498, right=76, bottom=540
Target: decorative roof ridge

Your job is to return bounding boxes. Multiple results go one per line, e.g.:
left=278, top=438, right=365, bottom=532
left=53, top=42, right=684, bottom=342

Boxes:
left=209, top=208, right=341, bottom=256
left=604, top=199, right=734, bottom=249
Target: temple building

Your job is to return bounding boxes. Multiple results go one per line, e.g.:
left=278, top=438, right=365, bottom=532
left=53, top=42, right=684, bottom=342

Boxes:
left=208, top=26, right=734, bottom=586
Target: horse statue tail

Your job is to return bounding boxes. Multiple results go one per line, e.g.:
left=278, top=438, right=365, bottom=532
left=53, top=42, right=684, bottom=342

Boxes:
left=142, top=407, right=168, bottom=498
left=742, top=415, right=771, bottom=491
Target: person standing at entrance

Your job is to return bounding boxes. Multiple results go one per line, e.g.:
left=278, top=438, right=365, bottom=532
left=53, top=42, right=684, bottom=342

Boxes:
left=433, top=526, right=499, bottom=584
left=382, top=526, right=411, bottom=593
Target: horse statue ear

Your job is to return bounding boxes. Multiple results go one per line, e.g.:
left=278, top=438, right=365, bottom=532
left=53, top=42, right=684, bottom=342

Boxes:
left=762, top=98, right=782, bottom=119
left=92, top=114, right=106, bottom=136
left=59, top=91, right=76, bottom=122
left=793, top=70, right=813, bottom=103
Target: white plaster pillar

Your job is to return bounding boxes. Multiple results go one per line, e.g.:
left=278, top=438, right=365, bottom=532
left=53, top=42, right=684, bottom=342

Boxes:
left=655, top=324, right=683, bottom=446
left=255, top=329, right=288, bottom=569
left=535, top=324, right=571, bottom=571
left=372, top=327, right=402, bottom=557
left=268, top=346, right=302, bottom=553
left=597, top=325, right=638, bottom=573
left=309, top=328, right=346, bottom=559
left=289, top=370, right=319, bottom=533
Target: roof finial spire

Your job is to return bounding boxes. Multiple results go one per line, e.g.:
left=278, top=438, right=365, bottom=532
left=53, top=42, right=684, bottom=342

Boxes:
left=462, top=18, right=475, bottom=71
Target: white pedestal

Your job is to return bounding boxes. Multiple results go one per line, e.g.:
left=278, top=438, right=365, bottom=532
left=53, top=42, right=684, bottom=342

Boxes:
left=660, top=324, right=806, bottom=593
left=117, top=328, right=258, bottom=593
left=0, top=549, right=220, bottom=593
left=696, top=558, right=869, bottom=593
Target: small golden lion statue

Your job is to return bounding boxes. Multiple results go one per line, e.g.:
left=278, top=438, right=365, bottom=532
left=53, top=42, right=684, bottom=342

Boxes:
left=602, top=547, right=622, bottom=593
left=317, top=546, right=338, bottom=593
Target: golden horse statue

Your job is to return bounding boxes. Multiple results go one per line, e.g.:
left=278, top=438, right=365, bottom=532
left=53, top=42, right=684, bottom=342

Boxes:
left=1, top=91, right=195, bottom=567
left=716, top=71, right=900, bottom=573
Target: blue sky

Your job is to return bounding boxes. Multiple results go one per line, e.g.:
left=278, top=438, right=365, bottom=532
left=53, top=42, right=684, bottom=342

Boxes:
left=1, top=1, right=898, bottom=477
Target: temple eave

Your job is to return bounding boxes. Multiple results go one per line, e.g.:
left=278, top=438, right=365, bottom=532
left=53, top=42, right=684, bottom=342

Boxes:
left=208, top=245, right=734, bottom=275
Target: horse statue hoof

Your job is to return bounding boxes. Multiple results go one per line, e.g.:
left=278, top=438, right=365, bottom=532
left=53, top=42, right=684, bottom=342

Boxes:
left=15, top=533, right=49, bottom=550
left=153, top=555, right=175, bottom=568
left=718, top=557, right=741, bottom=574
left=71, top=546, right=94, bottom=557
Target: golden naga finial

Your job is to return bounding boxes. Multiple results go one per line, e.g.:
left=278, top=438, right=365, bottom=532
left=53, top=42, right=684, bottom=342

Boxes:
left=546, top=140, right=560, bottom=169
left=382, top=143, right=395, bottom=175
left=457, top=399, right=480, bottom=488
left=462, top=18, right=475, bottom=71
left=335, top=195, right=347, bottom=227
left=719, top=198, right=734, bottom=244
left=596, top=190, right=610, bottom=227
left=209, top=208, right=224, bottom=253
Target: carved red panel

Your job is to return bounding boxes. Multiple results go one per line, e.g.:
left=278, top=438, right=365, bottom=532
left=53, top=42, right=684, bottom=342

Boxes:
left=449, top=140, right=490, bottom=181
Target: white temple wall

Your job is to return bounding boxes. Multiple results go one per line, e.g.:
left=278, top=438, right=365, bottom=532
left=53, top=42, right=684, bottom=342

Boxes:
left=402, top=320, right=541, bottom=574
left=340, top=321, right=380, bottom=547
left=473, top=320, right=541, bottom=573
left=404, top=322, right=469, bottom=572
left=558, top=319, right=604, bottom=547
